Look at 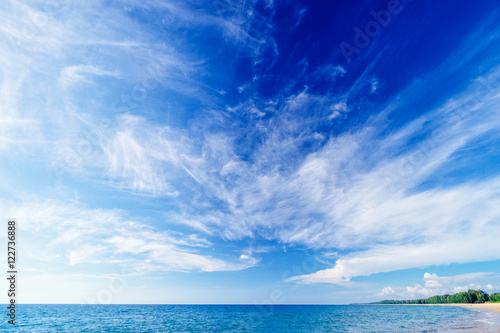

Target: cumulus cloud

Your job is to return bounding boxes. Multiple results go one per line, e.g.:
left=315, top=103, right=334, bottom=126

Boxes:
left=485, top=284, right=499, bottom=292
left=423, top=273, right=441, bottom=288
left=378, top=272, right=500, bottom=300
left=377, top=286, right=396, bottom=297
left=405, top=284, right=435, bottom=298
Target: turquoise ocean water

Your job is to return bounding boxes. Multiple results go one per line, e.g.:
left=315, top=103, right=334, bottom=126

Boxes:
left=2, top=304, right=499, bottom=332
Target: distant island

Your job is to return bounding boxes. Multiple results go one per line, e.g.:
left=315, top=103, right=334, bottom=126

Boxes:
left=373, top=289, right=500, bottom=304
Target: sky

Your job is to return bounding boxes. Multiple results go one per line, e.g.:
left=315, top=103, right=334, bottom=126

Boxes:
left=0, top=0, right=500, bottom=305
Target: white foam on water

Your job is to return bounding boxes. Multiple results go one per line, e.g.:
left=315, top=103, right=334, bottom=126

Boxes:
left=464, top=308, right=500, bottom=333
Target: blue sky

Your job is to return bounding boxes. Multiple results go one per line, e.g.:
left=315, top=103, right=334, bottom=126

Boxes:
left=1, top=0, right=500, bottom=304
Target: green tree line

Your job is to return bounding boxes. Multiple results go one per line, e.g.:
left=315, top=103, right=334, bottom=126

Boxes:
left=375, top=290, right=500, bottom=304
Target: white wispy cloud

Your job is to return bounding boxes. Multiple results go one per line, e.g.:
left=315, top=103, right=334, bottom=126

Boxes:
left=149, top=0, right=278, bottom=59
left=145, top=64, right=500, bottom=262
left=1, top=199, right=256, bottom=273
left=370, top=78, right=378, bottom=93
left=140, top=63, right=500, bottom=282
left=328, top=101, right=349, bottom=119
left=274, top=67, right=500, bottom=283
left=2, top=0, right=500, bottom=292
left=60, top=65, right=120, bottom=86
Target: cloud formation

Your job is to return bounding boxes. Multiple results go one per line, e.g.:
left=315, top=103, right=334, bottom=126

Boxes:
left=2, top=0, right=500, bottom=299
left=3, top=199, right=255, bottom=273
left=60, top=65, right=120, bottom=86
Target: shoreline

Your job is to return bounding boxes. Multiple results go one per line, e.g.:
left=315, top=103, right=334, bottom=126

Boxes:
left=367, top=302, right=500, bottom=313
left=440, top=303, right=500, bottom=333
left=425, top=302, right=500, bottom=314
left=422, top=303, right=500, bottom=332
left=368, top=303, right=500, bottom=331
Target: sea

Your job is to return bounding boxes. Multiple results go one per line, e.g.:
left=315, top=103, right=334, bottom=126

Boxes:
left=2, top=304, right=500, bottom=332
